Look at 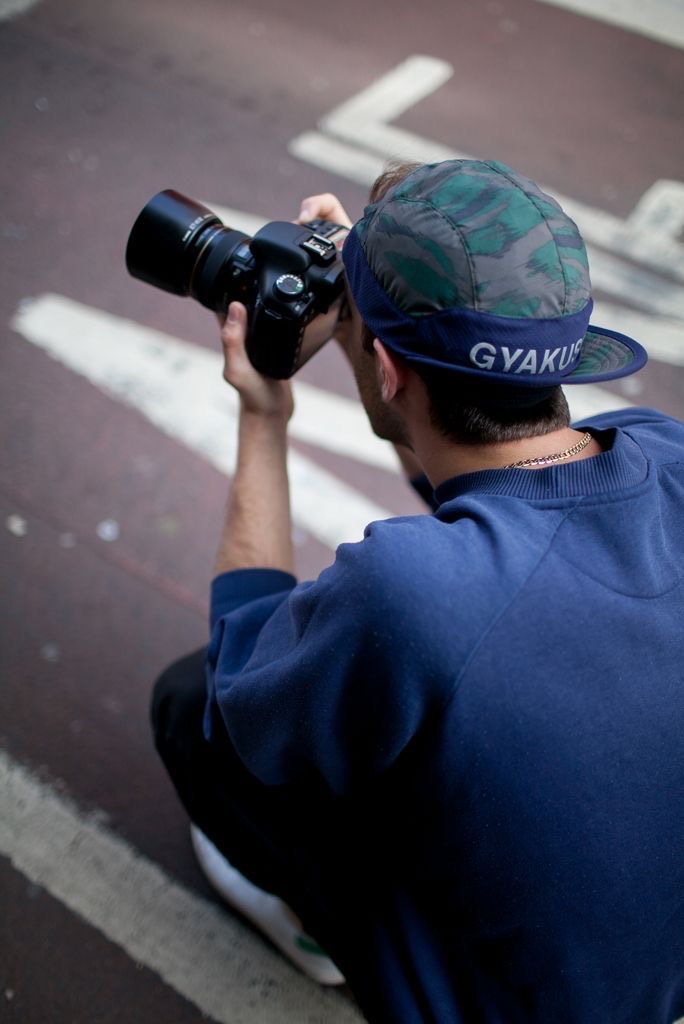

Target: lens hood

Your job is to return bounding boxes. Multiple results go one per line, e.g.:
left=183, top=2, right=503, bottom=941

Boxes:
left=126, top=190, right=221, bottom=296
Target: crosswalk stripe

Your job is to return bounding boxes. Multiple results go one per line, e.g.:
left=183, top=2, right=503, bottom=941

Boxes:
left=0, top=747, right=362, bottom=1023
left=11, top=294, right=396, bottom=552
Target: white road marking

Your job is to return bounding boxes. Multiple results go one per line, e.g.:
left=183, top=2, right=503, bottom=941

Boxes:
left=592, top=301, right=684, bottom=367
left=6, top=514, right=28, bottom=537
left=587, top=248, right=684, bottom=321
left=10, top=201, right=681, bottom=559
left=210, top=194, right=684, bottom=356
left=319, top=55, right=453, bottom=136
left=0, top=0, right=40, bottom=20
left=210, top=176, right=684, bottom=339
left=289, top=57, right=684, bottom=289
left=289, top=131, right=387, bottom=188
left=0, top=747, right=362, bottom=1024
left=560, top=190, right=684, bottom=285
left=199, top=203, right=267, bottom=238
left=293, top=381, right=398, bottom=472
left=565, top=383, right=632, bottom=422
left=16, top=290, right=671, bottom=515
left=531, top=0, right=684, bottom=49
left=290, top=128, right=684, bottom=288
left=11, top=294, right=396, bottom=552
left=625, top=179, right=684, bottom=237
left=317, top=57, right=462, bottom=169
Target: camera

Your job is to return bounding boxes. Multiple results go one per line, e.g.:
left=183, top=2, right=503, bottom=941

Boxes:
left=126, top=190, right=349, bottom=379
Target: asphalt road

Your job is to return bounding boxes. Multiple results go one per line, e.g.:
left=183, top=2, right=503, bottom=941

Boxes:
left=1, top=0, right=683, bottom=1020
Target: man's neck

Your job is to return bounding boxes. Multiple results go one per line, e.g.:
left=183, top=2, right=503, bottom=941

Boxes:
left=414, top=426, right=604, bottom=489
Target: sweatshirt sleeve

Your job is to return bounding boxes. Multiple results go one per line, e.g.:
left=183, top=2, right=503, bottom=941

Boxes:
left=204, top=533, right=449, bottom=794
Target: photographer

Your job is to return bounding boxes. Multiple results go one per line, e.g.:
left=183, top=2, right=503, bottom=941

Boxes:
left=151, top=160, right=684, bottom=1023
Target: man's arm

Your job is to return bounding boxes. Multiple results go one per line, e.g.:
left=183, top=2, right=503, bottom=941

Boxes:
left=213, top=301, right=295, bottom=577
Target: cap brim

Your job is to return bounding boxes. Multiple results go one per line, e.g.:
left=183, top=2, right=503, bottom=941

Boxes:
left=563, top=325, right=648, bottom=385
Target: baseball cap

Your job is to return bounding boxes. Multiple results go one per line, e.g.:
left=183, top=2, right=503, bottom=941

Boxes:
left=342, top=159, right=647, bottom=387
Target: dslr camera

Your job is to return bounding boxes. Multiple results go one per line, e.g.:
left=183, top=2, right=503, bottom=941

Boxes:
left=126, top=190, right=349, bottom=379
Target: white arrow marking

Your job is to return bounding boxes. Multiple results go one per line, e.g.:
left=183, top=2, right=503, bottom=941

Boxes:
left=289, top=57, right=684, bottom=291
left=0, top=748, right=362, bottom=1023
left=320, top=55, right=453, bottom=136
left=11, top=294, right=397, bottom=552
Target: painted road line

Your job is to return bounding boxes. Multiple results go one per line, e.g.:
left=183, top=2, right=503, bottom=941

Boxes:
left=561, top=188, right=684, bottom=282
left=11, top=293, right=397, bottom=472
left=290, top=58, right=684, bottom=285
left=319, top=56, right=453, bottom=136
left=292, top=127, right=684, bottom=286
left=289, top=131, right=387, bottom=189
left=0, top=0, right=40, bottom=20
left=293, top=381, right=398, bottom=472
left=214, top=186, right=684, bottom=317
left=319, top=57, right=463, bottom=168
left=0, top=747, right=361, bottom=1024
left=531, top=0, right=684, bottom=49
left=11, top=294, right=396, bottom=551
left=565, top=383, right=631, bottom=423
left=587, top=248, right=684, bottom=321
left=211, top=154, right=684, bottom=317
left=200, top=195, right=683, bottom=373
left=592, top=301, right=684, bottom=367
left=15, top=293, right=680, bottom=551
left=625, top=179, right=684, bottom=238
left=6, top=743, right=682, bottom=1024
left=12, top=291, right=675, bottom=460
left=199, top=203, right=267, bottom=237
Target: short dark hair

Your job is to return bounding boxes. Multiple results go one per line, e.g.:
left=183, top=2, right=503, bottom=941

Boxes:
left=363, top=163, right=571, bottom=446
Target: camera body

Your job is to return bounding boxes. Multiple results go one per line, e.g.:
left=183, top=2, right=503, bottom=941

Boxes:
left=126, top=190, right=349, bottom=378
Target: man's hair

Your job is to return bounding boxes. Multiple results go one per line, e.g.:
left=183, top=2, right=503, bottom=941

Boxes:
left=363, top=163, right=571, bottom=445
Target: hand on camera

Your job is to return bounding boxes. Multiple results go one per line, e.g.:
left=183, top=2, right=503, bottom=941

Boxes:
left=297, top=193, right=356, bottom=358
left=221, top=302, right=294, bottom=423
left=297, top=193, right=352, bottom=230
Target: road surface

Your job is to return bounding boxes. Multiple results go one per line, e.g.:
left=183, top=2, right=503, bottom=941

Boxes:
left=1, top=0, right=683, bottom=1019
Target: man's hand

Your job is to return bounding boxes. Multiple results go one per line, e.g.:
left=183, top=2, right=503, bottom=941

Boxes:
left=221, top=301, right=294, bottom=423
left=298, top=193, right=352, bottom=229
left=297, top=194, right=356, bottom=357
left=214, top=302, right=295, bottom=578
left=297, top=193, right=427, bottom=489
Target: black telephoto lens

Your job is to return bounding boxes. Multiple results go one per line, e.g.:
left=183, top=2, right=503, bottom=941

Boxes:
left=125, top=190, right=250, bottom=312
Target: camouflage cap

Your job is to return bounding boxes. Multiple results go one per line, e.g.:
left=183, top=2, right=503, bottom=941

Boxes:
left=342, top=159, right=647, bottom=386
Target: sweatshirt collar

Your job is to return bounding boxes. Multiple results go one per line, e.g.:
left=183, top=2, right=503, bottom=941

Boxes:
left=433, top=426, right=648, bottom=505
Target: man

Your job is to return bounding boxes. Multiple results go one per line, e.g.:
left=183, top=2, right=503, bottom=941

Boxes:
left=152, top=160, right=684, bottom=1023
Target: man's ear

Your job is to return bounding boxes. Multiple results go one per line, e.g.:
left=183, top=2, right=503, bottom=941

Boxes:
left=373, top=339, right=407, bottom=403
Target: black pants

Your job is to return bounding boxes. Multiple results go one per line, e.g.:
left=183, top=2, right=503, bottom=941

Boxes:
left=150, top=649, right=383, bottom=1009
left=152, top=648, right=337, bottom=908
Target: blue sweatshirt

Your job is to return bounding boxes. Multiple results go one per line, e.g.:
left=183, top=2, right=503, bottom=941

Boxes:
left=206, top=408, right=684, bottom=1024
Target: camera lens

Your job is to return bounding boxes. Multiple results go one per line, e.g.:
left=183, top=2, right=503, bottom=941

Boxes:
left=125, top=190, right=250, bottom=312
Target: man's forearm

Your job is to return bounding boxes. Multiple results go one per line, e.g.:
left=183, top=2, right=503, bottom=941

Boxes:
left=214, top=409, right=295, bottom=577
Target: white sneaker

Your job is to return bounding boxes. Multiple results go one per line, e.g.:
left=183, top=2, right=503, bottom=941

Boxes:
left=190, top=825, right=345, bottom=986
